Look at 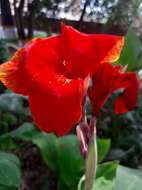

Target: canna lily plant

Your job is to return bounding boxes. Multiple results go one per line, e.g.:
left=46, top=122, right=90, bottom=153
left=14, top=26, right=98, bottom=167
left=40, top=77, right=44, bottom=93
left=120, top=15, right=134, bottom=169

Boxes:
left=0, top=23, right=139, bottom=190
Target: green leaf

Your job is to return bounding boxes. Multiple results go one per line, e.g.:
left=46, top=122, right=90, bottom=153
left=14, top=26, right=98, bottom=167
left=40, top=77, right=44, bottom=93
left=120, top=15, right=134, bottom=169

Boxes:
left=0, top=121, right=9, bottom=134
left=57, top=180, right=71, bottom=190
left=0, top=185, right=16, bottom=190
left=57, top=135, right=84, bottom=187
left=0, top=152, right=20, bottom=167
left=96, top=161, right=118, bottom=180
left=0, top=123, right=36, bottom=151
left=2, top=113, right=17, bottom=126
left=33, top=133, right=58, bottom=171
left=117, top=29, right=142, bottom=71
left=0, top=152, right=21, bottom=187
left=94, top=177, right=114, bottom=190
left=93, top=161, right=118, bottom=190
left=114, top=166, right=142, bottom=190
left=21, top=131, right=84, bottom=188
left=31, top=133, right=84, bottom=188
left=0, top=136, right=17, bottom=150
left=10, top=122, right=39, bottom=140
left=93, top=163, right=142, bottom=190
left=97, top=139, right=111, bottom=163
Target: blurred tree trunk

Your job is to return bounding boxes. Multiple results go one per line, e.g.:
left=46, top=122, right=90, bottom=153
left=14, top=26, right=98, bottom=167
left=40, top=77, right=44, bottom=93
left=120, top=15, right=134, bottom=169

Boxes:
left=105, top=0, right=141, bottom=35
left=79, top=0, right=90, bottom=27
left=14, top=0, right=26, bottom=40
left=27, top=2, right=34, bottom=39
left=27, top=0, right=40, bottom=39
left=0, top=0, right=16, bottom=38
left=13, top=0, right=40, bottom=40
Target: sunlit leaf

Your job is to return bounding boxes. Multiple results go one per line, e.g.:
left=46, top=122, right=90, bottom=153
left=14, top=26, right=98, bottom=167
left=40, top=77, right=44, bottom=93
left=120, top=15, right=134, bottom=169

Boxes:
left=97, top=139, right=111, bottom=163
left=0, top=152, right=21, bottom=187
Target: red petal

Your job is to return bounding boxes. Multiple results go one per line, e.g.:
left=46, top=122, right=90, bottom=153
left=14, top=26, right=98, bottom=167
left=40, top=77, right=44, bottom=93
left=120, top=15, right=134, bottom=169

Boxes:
left=61, top=23, right=124, bottom=78
left=92, top=34, right=124, bottom=63
left=113, top=73, right=140, bottom=114
left=88, top=63, right=117, bottom=116
left=25, top=36, right=65, bottom=85
left=29, top=75, right=85, bottom=136
left=88, top=63, right=139, bottom=116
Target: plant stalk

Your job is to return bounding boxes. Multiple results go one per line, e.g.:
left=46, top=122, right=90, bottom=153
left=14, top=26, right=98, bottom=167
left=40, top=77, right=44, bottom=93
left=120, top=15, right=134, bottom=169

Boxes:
left=84, top=125, right=97, bottom=190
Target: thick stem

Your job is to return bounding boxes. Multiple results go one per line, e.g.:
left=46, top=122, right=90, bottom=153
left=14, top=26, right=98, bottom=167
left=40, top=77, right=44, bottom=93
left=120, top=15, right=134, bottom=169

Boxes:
left=84, top=122, right=97, bottom=190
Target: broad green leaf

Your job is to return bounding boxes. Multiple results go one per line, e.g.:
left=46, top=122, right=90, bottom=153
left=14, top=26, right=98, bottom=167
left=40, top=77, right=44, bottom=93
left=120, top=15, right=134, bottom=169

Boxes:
left=114, top=165, right=142, bottom=190
left=0, top=152, right=21, bottom=187
left=0, top=123, right=36, bottom=151
left=0, top=136, right=17, bottom=150
left=57, top=180, right=72, bottom=190
left=2, top=112, right=17, bottom=126
left=94, top=177, right=114, bottom=190
left=0, top=185, right=16, bottom=190
left=10, top=122, right=39, bottom=140
left=97, top=139, right=111, bottom=163
left=33, top=133, right=58, bottom=171
left=32, top=133, right=84, bottom=188
left=96, top=161, right=118, bottom=180
left=93, top=164, right=142, bottom=190
left=0, top=121, right=9, bottom=134
left=117, top=29, right=142, bottom=71
left=0, top=152, right=20, bottom=167
left=92, top=161, right=118, bottom=190
left=57, top=135, right=84, bottom=187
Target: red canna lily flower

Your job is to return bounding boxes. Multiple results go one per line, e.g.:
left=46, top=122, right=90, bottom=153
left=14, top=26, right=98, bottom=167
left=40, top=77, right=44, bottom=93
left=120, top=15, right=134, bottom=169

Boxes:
left=0, top=24, right=124, bottom=136
left=88, top=63, right=140, bottom=117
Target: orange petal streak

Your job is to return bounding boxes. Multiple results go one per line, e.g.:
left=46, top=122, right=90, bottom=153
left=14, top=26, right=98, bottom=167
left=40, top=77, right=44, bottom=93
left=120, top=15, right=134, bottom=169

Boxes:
left=0, top=48, right=30, bottom=95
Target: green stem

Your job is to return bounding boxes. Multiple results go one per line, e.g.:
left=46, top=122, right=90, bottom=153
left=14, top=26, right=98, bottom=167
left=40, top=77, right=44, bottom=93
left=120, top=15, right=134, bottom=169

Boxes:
left=78, top=175, right=85, bottom=190
left=84, top=127, right=97, bottom=190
